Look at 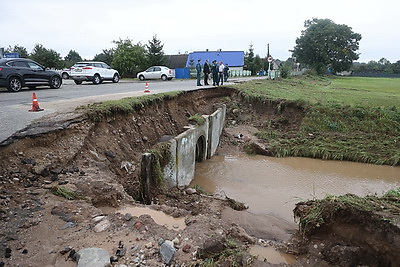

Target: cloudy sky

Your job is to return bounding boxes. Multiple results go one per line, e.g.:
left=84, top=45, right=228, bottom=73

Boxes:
left=1, top=0, right=399, bottom=63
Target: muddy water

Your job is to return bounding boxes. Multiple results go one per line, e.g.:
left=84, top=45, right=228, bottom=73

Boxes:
left=192, top=154, right=400, bottom=223
left=117, top=206, right=186, bottom=231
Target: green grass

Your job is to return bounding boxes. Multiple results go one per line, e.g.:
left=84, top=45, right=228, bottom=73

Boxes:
left=233, top=76, right=400, bottom=165
left=233, top=75, right=400, bottom=107
left=80, top=91, right=183, bottom=121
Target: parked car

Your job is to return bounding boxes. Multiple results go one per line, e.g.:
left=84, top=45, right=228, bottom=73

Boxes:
left=60, top=68, right=71, bottom=79
left=70, top=61, right=120, bottom=85
left=0, top=58, right=62, bottom=92
left=137, top=66, right=174, bottom=81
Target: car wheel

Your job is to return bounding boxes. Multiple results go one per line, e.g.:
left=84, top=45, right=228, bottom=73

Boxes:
left=161, top=74, right=167, bottom=81
left=93, top=74, right=101, bottom=85
left=50, top=76, right=62, bottom=89
left=62, top=72, right=69, bottom=79
left=139, top=75, right=145, bottom=81
left=7, top=77, right=22, bottom=92
left=112, top=73, right=120, bottom=83
left=74, top=80, right=83, bottom=85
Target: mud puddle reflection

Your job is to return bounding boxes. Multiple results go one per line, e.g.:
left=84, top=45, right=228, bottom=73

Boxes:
left=192, top=154, right=400, bottom=223
left=117, top=206, right=186, bottom=231
left=250, top=245, right=296, bottom=264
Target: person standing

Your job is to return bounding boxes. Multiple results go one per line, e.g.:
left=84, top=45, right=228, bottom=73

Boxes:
left=223, top=63, right=229, bottom=82
left=195, top=59, right=202, bottom=86
left=211, top=60, right=219, bottom=86
left=203, top=59, right=210, bottom=85
left=218, top=61, right=225, bottom=85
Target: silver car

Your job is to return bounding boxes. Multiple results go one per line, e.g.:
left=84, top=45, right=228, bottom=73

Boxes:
left=137, top=66, right=174, bottom=81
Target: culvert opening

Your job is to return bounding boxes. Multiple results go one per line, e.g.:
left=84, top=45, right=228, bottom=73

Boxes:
left=195, top=135, right=206, bottom=162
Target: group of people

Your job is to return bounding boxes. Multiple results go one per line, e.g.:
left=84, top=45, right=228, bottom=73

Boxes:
left=196, top=59, right=229, bottom=86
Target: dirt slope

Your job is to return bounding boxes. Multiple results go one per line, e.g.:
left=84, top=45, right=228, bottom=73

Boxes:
left=0, top=87, right=398, bottom=266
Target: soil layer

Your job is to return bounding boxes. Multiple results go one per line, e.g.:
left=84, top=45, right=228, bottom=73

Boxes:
left=0, top=87, right=398, bottom=266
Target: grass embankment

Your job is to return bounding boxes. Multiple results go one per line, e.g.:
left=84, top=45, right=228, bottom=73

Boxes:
left=294, top=187, right=400, bottom=235
left=233, top=75, right=400, bottom=165
left=81, top=91, right=183, bottom=122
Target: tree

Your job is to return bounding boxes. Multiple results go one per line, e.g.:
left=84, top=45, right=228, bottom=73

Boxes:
left=291, top=18, right=362, bottom=74
left=5, top=45, right=29, bottom=58
left=30, top=44, right=62, bottom=69
left=145, top=35, right=166, bottom=66
left=64, top=50, right=82, bottom=66
left=93, top=48, right=114, bottom=66
left=254, top=55, right=263, bottom=73
left=111, top=38, right=147, bottom=78
left=244, top=44, right=257, bottom=75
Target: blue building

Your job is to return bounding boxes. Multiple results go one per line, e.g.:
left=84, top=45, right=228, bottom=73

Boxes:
left=186, top=51, right=244, bottom=68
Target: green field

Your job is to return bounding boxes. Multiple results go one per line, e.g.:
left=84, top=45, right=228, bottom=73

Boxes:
left=233, top=76, right=400, bottom=108
left=232, top=76, right=400, bottom=165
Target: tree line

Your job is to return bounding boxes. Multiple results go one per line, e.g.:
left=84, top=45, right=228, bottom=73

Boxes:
left=4, top=35, right=166, bottom=78
left=4, top=18, right=399, bottom=77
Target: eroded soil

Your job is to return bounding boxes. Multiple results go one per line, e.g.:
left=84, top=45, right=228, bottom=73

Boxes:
left=0, top=87, right=399, bottom=266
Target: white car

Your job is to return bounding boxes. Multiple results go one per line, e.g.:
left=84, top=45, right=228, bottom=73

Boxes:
left=70, top=61, right=120, bottom=85
left=137, top=66, right=174, bottom=81
left=60, top=68, right=71, bottom=79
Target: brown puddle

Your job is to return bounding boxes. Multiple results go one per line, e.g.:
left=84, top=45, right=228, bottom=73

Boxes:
left=117, top=206, right=186, bottom=231
left=249, top=245, right=296, bottom=264
left=192, top=154, right=400, bottom=222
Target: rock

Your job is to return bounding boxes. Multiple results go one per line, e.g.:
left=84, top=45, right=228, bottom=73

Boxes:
left=160, top=241, right=176, bottom=265
left=134, top=221, right=142, bottom=230
left=59, top=246, right=73, bottom=255
left=185, top=188, right=197, bottom=195
left=94, top=219, right=111, bottom=233
left=105, top=150, right=116, bottom=158
left=21, top=158, right=36, bottom=165
left=92, top=215, right=106, bottom=223
left=182, top=244, right=191, bottom=253
left=4, top=248, right=11, bottom=258
left=172, top=237, right=180, bottom=245
left=198, top=237, right=226, bottom=259
left=232, top=108, right=239, bottom=114
left=76, top=248, right=110, bottom=267
left=60, top=222, right=75, bottom=230
left=116, top=247, right=126, bottom=257
left=123, top=213, right=133, bottom=221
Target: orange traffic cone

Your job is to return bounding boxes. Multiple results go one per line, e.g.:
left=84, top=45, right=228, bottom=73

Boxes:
left=144, top=82, right=150, bottom=93
left=29, top=92, right=44, bottom=112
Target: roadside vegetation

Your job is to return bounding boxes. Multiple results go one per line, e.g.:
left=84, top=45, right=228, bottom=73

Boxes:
left=81, top=91, right=182, bottom=122
left=232, top=75, right=400, bottom=165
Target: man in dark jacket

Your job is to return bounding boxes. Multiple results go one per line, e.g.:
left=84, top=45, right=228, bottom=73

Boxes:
left=203, top=59, right=210, bottom=85
left=211, top=60, right=219, bottom=86
left=195, top=59, right=202, bottom=86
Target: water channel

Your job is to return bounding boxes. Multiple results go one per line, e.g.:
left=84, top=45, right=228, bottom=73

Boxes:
left=192, top=154, right=400, bottom=224
left=191, top=154, right=399, bottom=263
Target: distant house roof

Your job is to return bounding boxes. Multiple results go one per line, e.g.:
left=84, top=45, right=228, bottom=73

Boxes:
left=186, top=51, right=244, bottom=67
left=165, top=54, right=189, bottom=69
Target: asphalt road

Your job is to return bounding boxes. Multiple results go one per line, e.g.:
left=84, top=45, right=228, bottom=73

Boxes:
left=0, top=78, right=247, bottom=143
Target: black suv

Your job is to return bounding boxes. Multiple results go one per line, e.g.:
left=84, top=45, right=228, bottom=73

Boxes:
left=0, top=58, right=62, bottom=92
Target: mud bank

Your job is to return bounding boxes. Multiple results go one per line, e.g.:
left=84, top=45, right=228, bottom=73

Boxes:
left=0, top=87, right=398, bottom=266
